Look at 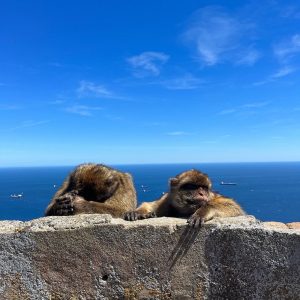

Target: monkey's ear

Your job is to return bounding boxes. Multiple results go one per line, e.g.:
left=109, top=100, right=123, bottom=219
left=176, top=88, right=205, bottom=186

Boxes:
left=169, top=178, right=179, bottom=186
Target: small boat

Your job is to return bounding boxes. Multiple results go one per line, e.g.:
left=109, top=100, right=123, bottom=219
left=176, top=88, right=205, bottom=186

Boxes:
left=10, top=193, right=23, bottom=199
left=220, top=181, right=237, bottom=186
left=141, top=185, right=148, bottom=192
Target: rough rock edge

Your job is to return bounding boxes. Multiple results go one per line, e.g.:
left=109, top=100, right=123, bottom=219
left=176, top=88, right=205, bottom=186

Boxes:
left=0, top=214, right=299, bottom=234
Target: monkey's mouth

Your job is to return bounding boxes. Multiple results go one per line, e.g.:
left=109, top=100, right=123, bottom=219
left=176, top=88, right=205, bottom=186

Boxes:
left=185, top=197, right=206, bottom=206
left=185, top=198, right=205, bottom=207
left=95, top=192, right=113, bottom=202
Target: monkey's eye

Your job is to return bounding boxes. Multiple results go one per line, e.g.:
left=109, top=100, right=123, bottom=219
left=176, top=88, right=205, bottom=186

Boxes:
left=105, top=179, right=113, bottom=186
left=180, top=183, right=200, bottom=190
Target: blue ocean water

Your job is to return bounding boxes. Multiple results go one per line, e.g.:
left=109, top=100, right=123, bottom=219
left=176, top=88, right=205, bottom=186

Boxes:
left=0, top=162, right=299, bottom=222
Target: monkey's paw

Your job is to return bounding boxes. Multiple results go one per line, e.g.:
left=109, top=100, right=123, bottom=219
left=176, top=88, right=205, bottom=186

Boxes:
left=124, top=211, right=157, bottom=221
left=52, top=191, right=78, bottom=216
left=187, top=213, right=204, bottom=228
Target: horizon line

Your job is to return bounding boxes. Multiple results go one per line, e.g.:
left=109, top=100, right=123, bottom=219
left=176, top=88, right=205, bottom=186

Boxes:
left=1, top=161, right=300, bottom=168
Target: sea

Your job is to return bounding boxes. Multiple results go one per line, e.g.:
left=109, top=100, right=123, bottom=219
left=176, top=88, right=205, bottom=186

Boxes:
left=0, top=162, right=299, bottom=223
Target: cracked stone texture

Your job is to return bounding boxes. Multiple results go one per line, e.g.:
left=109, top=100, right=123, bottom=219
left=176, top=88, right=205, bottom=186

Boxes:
left=0, top=215, right=299, bottom=299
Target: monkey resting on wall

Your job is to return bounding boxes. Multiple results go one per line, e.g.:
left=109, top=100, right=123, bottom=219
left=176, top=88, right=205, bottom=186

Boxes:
left=45, top=163, right=137, bottom=217
left=124, top=169, right=245, bottom=227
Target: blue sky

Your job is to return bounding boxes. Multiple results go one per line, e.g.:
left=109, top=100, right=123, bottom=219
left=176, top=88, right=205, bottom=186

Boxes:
left=1, top=0, right=300, bottom=166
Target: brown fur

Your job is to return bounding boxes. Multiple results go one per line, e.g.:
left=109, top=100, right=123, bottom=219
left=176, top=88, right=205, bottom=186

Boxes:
left=124, top=169, right=245, bottom=227
left=45, top=163, right=137, bottom=217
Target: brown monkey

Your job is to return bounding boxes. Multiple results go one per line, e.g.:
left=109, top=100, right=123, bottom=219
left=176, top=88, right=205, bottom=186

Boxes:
left=45, top=163, right=137, bottom=217
left=124, top=169, right=245, bottom=227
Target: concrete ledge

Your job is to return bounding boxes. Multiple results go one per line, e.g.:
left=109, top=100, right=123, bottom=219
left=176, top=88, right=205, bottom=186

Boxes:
left=0, top=215, right=299, bottom=299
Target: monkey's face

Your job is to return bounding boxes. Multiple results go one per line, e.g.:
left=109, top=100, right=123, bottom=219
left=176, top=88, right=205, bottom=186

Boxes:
left=76, top=168, right=120, bottom=202
left=169, top=170, right=213, bottom=215
left=93, top=174, right=120, bottom=202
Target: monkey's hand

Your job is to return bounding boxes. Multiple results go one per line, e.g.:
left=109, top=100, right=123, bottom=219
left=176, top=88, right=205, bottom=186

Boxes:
left=52, top=190, right=78, bottom=216
left=124, top=211, right=157, bottom=221
left=187, top=208, right=207, bottom=228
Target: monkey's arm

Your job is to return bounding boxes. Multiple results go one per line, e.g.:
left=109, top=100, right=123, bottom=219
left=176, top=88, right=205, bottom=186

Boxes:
left=45, top=177, right=77, bottom=216
left=45, top=190, right=78, bottom=216
left=72, top=198, right=127, bottom=218
left=187, top=196, right=245, bottom=227
left=46, top=195, right=128, bottom=218
left=124, top=193, right=170, bottom=221
left=52, top=177, right=72, bottom=198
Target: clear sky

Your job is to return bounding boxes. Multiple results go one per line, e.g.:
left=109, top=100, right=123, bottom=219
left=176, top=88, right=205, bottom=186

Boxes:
left=1, top=0, right=300, bottom=166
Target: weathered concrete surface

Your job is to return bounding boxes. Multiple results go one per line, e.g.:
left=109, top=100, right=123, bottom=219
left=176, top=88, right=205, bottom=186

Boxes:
left=0, top=215, right=299, bottom=300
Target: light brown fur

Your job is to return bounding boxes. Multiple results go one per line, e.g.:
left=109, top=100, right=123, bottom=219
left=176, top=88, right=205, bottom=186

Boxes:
left=124, top=169, right=245, bottom=227
left=45, top=163, right=137, bottom=217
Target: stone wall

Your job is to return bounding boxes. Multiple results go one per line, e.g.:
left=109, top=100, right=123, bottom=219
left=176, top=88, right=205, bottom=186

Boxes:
left=0, top=215, right=299, bottom=299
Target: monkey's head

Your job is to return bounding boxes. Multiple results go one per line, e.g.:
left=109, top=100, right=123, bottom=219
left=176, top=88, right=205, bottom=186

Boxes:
left=169, top=169, right=213, bottom=215
left=72, top=164, right=120, bottom=202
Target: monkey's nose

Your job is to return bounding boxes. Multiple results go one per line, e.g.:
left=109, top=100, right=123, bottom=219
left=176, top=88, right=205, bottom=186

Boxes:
left=194, top=193, right=206, bottom=201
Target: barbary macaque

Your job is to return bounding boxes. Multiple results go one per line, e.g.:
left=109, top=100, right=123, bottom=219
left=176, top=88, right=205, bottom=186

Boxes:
left=124, top=169, right=245, bottom=227
left=45, top=163, right=137, bottom=217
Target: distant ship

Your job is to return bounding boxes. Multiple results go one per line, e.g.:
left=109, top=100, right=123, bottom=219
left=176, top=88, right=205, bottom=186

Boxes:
left=10, top=193, right=23, bottom=199
left=220, top=181, right=237, bottom=186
